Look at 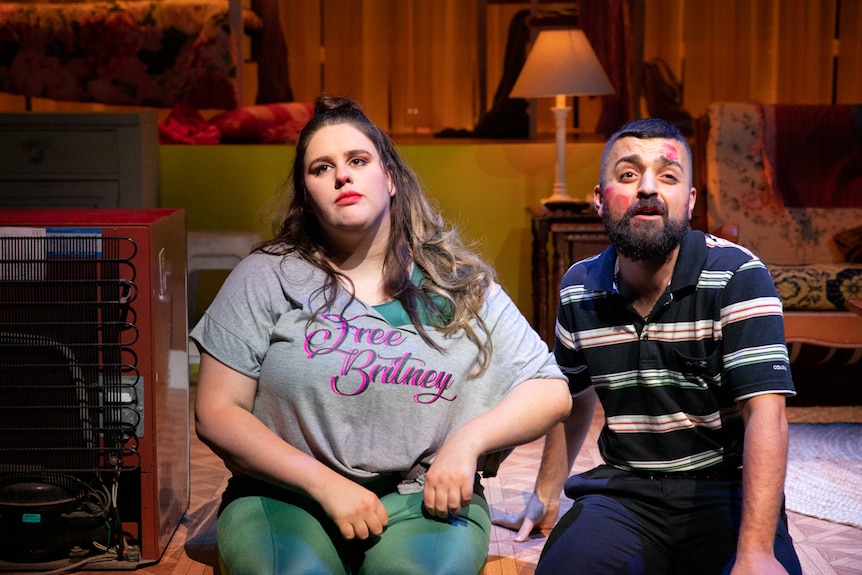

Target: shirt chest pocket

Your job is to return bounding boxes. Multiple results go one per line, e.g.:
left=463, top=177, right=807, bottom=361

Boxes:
left=670, top=347, right=723, bottom=389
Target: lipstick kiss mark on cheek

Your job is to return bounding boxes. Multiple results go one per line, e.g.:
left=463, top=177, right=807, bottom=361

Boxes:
left=607, top=192, right=632, bottom=214
left=663, top=143, right=679, bottom=162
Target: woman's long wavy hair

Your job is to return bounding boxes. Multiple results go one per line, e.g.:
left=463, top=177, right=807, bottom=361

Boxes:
left=258, top=95, right=496, bottom=376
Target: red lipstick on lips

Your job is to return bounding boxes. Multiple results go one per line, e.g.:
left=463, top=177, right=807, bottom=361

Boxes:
left=335, top=191, right=362, bottom=205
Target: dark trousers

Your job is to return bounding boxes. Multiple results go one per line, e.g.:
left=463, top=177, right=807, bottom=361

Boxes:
left=536, top=465, right=802, bottom=575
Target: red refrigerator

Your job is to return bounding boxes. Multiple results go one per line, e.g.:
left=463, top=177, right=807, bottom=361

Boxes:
left=0, top=208, right=189, bottom=570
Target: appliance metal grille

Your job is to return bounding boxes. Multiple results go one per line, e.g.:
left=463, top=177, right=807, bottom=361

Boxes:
left=0, top=235, right=141, bottom=482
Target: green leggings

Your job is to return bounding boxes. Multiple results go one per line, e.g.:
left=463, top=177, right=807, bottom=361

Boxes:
left=216, top=480, right=491, bottom=575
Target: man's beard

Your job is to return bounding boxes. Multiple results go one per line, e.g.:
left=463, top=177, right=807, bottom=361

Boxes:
left=602, top=199, right=690, bottom=261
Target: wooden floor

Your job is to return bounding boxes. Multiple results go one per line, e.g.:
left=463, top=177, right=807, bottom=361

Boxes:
left=44, top=396, right=862, bottom=575
left=483, top=405, right=862, bottom=575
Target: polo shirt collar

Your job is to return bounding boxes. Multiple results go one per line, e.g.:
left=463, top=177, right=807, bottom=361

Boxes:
left=669, top=230, right=707, bottom=294
left=584, top=229, right=707, bottom=295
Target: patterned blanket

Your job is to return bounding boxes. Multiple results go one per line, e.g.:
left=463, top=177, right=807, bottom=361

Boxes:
left=0, top=1, right=261, bottom=109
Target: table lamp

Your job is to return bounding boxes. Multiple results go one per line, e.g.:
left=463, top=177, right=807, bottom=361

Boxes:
left=510, top=29, right=615, bottom=210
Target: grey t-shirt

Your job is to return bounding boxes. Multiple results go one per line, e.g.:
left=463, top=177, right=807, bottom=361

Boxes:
left=190, top=251, right=563, bottom=486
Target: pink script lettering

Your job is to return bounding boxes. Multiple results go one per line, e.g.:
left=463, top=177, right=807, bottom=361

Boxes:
left=304, top=313, right=457, bottom=404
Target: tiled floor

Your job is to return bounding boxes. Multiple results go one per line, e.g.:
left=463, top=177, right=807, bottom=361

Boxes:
left=61, top=400, right=862, bottom=575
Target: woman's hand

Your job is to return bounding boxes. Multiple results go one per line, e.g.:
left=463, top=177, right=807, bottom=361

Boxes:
left=423, top=439, right=482, bottom=518
left=311, top=475, right=389, bottom=540
left=423, top=376, right=571, bottom=519
left=196, top=354, right=389, bottom=539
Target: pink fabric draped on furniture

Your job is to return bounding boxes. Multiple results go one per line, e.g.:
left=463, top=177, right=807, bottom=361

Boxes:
left=762, top=104, right=862, bottom=209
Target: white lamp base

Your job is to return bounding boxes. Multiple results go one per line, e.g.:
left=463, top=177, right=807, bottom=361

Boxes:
left=540, top=98, right=589, bottom=212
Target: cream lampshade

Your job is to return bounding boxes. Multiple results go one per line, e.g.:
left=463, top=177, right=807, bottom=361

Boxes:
left=510, top=29, right=615, bottom=210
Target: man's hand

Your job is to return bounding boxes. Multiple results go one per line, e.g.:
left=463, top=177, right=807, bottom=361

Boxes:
left=492, top=491, right=560, bottom=541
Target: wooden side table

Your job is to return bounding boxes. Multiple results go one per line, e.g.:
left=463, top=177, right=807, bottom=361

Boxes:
left=528, top=206, right=609, bottom=344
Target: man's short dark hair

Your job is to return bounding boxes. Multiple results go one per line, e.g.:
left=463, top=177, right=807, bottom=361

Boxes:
left=599, top=118, right=693, bottom=187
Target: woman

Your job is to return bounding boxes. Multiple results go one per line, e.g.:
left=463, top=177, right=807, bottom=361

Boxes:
left=191, top=95, right=571, bottom=575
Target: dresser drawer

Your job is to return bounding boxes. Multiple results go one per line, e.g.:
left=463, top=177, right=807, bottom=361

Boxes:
left=0, top=181, right=120, bottom=208
left=0, top=129, right=120, bottom=177
left=0, top=112, right=158, bottom=208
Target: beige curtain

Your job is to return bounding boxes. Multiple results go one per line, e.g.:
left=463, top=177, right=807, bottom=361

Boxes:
left=836, top=0, right=862, bottom=104
left=284, top=0, right=480, bottom=133
left=388, top=0, right=480, bottom=134
left=283, top=0, right=860, bottom=135
left=646, top=0, right=856, bottom=120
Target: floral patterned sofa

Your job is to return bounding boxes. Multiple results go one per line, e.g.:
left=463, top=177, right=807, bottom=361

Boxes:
left=696, top=101, right=862, bottom=355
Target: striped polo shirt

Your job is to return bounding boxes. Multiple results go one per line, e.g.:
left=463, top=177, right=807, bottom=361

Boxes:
left=555, top=230, right=796, bottom=474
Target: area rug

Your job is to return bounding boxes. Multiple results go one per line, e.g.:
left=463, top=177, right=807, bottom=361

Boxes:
left=785, top=423, right=862, bottom=529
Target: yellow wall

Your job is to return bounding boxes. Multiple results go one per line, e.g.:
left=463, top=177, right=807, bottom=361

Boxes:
left=159, top=141, right=606, bottom=318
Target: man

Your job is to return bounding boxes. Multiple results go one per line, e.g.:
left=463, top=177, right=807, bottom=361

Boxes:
left=497, top=118, right=802, bottom=574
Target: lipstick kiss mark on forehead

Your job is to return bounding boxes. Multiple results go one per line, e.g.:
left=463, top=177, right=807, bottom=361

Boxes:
left=663, top=143, right=680, bottom=162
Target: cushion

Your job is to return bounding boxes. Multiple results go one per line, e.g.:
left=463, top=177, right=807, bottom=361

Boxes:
left=834, top=225, right=862, bottom=263
left=209, top=102, right=314, bottom=143
left=771, top=263, right=862, bottom=311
